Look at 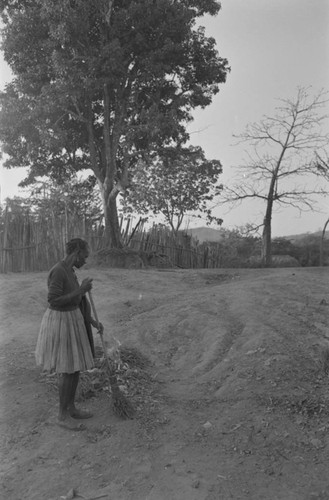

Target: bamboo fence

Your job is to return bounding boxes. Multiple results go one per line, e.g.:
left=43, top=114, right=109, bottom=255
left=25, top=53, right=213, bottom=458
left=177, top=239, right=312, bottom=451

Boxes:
left=0, top=210, right=223, bottom=273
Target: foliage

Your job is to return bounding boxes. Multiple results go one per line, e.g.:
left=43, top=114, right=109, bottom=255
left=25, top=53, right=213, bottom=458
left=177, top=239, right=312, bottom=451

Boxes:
left=293, top=234, right=329, bottom=267
left=271, top=237, right=299, bottom=257
left=198, top=229, right=329, bottom=268
left=28, top=176, right=102, bottom=221
left=0, top=0, right=229, bottom=247
left=2, top=175, right=103, bottom=222
left=199, top=227, right=261, bottom=267
left=269, top=235, right=329, bottom=267
left=223, top=87, right=329, bottom=267
left=1, top=195, right=30, bottom=214
left=121, top=145, right=223, bottom=232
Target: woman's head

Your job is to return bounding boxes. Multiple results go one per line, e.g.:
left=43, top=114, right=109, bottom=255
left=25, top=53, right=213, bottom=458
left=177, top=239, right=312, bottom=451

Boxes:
left=66, top=238, right=89, bottom=268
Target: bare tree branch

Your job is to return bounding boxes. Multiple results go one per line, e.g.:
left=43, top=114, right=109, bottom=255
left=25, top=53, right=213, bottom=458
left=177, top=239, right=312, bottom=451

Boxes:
left=225, top=87, right=329, bottom=266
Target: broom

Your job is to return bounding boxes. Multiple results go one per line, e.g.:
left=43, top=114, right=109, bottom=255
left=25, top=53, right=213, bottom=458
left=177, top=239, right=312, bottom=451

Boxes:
left=87, top=291, right=135, bottom=419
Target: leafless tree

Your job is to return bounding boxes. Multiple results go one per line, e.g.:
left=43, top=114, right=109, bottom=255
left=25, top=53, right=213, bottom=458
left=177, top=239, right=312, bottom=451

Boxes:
left=223, top=87, right=329, bottom=266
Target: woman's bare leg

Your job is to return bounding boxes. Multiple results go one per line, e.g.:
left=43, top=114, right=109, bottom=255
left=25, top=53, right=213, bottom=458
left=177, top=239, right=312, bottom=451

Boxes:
left=58, top=373, right=73, bottom=421
left=58, top=373, right=85, bottom=429
left=68, top=371, right=93, bottom=419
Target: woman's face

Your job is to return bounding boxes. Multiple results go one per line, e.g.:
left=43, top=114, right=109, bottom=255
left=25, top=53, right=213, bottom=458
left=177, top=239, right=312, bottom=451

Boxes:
left=74, top=248, right=89, bottom=268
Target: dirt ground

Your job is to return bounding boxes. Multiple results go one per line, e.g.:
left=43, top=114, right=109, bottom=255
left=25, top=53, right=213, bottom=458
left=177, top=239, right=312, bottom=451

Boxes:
left=1, top=265, right=329, bottom=500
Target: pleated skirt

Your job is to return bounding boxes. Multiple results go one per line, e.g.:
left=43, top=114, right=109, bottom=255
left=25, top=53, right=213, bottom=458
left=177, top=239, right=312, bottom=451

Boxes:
left=35, top=308, right=94, bottom=374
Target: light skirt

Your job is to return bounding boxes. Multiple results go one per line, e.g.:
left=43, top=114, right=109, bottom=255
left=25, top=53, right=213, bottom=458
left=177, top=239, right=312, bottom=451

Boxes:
left=35, top=308, right=94, bottom=374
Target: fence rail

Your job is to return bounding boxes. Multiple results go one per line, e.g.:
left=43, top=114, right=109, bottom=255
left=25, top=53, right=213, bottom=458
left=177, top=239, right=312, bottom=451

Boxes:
left=0, top=210, right=222, bottom=273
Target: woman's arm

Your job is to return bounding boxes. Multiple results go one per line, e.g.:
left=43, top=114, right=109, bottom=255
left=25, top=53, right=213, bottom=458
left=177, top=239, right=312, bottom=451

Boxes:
left=48, top=266, right=92, bottom=308
left=82, top=295, right=104, bottom=332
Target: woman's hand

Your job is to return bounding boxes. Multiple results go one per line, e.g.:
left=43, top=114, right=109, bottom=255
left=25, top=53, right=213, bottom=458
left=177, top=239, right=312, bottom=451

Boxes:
left=80, top=278, right=93, bottom=294
left=96, top=321, right=104, bottom=334
left=91, top=319, right=104, bottom=333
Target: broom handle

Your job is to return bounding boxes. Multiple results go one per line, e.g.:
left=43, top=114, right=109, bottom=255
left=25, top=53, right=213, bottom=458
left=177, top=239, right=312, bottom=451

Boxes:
left=88, top=290, right=100, bottom=324
left=87, top=290, right=111, bottom=369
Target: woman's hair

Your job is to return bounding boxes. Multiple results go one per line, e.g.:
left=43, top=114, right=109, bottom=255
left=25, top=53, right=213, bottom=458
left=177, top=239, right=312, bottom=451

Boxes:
left=65, top=238, right=89, bottom=255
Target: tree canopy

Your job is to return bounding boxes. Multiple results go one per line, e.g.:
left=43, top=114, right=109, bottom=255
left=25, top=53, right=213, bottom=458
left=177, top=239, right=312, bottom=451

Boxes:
left=122, top=145, right=223, bottom=232
left=2, top=174, right=102, bottom=221
left=0, top=0, right=229, bottom=246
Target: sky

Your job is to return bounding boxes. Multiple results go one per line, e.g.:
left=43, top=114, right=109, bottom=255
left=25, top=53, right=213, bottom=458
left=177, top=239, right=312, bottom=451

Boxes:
left=1, top=0, right=329, bottom=236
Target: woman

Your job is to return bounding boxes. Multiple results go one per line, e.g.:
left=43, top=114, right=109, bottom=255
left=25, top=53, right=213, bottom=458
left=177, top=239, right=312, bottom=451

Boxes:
left=36, top=238, right=102, bottom=430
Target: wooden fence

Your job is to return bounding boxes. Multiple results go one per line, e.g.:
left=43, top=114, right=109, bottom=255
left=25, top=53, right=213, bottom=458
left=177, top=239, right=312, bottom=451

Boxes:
left=0, top=209, right=103, bottom=273
left=128, top=223, right=222, bottom=269
left=0, top=209, right=222, bottom=273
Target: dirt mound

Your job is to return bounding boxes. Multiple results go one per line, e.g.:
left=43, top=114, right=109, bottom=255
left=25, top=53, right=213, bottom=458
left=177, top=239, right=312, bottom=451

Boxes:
left=90, top=247, right=144, bottom=269
left=1, top=267, right=329, bottom=500
left=247, top=254, right=300, bottom=267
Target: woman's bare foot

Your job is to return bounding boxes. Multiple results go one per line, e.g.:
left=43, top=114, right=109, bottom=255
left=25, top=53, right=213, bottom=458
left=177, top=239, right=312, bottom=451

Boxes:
left=57, top=415, right=86, bottom=431
left=69, top=407, right=93, bottom=419
left=68, top=404, right=93, bottom=419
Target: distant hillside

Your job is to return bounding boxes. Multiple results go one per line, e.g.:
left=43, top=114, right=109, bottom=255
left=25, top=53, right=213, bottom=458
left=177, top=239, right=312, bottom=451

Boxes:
left=184, top=227, right=323, bottom=244
left=282, top=231, right=322, bottom=242
left=185, top=226, right=224, bottom=243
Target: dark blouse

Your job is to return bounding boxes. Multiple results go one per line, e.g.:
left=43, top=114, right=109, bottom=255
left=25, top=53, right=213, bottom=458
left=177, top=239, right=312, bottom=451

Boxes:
left=48, top=261, right=81, bottom=311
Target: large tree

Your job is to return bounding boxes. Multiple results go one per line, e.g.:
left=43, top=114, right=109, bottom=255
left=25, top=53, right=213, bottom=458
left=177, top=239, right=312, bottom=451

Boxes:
left=122, top=145, right=223, bottom=233
left=223, top=87, right=329, bottom=266
left=0, top=0, right=229, bottom=247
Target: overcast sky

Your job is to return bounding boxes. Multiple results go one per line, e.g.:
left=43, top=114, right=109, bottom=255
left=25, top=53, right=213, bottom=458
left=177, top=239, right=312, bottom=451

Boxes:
left=188, top=0, right=329, bottom=235
left=1, top=0, right=329, bottom=236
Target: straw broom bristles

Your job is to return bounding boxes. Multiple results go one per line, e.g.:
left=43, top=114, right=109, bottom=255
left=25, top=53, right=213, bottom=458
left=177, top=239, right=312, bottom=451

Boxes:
left=106, top=360, right=135, bottom=419
left=88, top=291, right=135, bottom=419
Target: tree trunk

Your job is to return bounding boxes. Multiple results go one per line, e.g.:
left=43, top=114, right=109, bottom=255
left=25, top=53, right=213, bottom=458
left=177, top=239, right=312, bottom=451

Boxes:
left=87, top=93, right=123, bottom=249
left=99, top=182, right=123, bottom=248
left=261, top=157, right=283, bottom=268
left=261, top=217, right=272, bottom=267
left=105, top=197, right=122, bottom=249
left=320, top=217, right=329, bottom=266
left=101, top=84, right=123, bottom=249
left=261, top=184, right=275, bottom=267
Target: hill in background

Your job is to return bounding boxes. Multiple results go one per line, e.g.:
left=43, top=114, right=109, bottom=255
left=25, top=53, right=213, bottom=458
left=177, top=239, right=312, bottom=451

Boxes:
left=285, top=231, right=322, bottom=242
left=185, top=226, right=224, bottom=243
left=186, top=226, right=322, bottom=243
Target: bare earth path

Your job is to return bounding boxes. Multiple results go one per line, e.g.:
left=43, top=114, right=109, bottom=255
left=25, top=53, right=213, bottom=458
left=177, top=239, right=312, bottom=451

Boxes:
left=1, top=267, right=329, bottom=500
